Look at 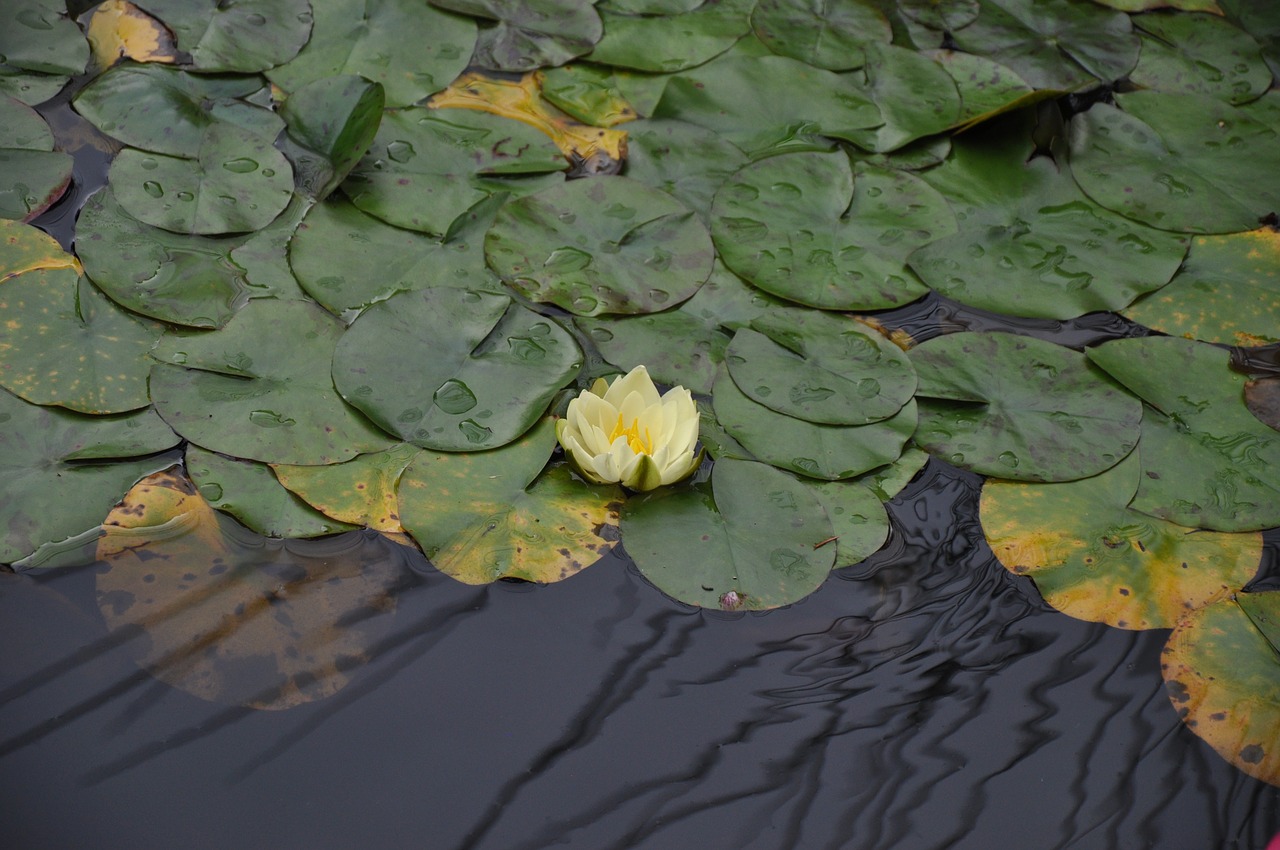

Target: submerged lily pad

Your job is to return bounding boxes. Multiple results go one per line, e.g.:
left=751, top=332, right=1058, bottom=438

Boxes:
left=397, top=418, right=620, bottom=584
left=1087, top=337, right=1280, bottom=532
left=588, top=0, right=752, bottom=73
left=332, top=287, right=581, bottom=451
left=1162, top=591, right=1280, bottom=786
left=432, top=0, right=602, bottom=72
left=982, top=452, right=1261, bottom=630
left=279, top=75, right=386, bottom=201
left=622, top=458, right=835, bottom=610
left=274, top=442, right=424, bottom=533
left=96, top=468, right=403, bottom=710
left=910, top=332, right=1142, bottom=481
left=151, top=299, right=396, bottom=465
left=132, top=0, right=311, bottom=72
left=1130, top=11, right=1271, bottom=106
left=485, top=176, right=714, bottom=316
left=0, top=95, right=71, bottom=221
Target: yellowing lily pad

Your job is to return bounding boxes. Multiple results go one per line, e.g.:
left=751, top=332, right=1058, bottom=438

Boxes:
left=84, top=0, right=177, bottom=72
left=0, top=218, right=80, bottom=281
left=0, top=94, right=72, bottom=222
left=274, top=443, right=425, bottom=533
left=981, top=452, right=1261, bottom=630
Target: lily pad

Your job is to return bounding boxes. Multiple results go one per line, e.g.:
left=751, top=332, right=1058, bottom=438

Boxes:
left=0, top=392, right=178, bottom=565
left=485, top=176, right=714, bottom=316
left=279, top=75, right=385, bottom=201
left=266, top=0, right=475, bottom=108
left=538, top=64, right=637, bottom=127
left=83, top=0, right=178, bottom=72
left=588, top=0, right=752, bottom=73
left=925, top=50, right=1046, bottom=130
left=0, top=68, right=67, bottom=106
left=397, top=418, right=621, bottom=584
left=274, top=442, right=424, bottom=533
left=1069, top=91, right=1280, bottom=234
left=801, top=478, right=890, bottom=569
left=1130, top=11, right=1272, bottom=106
left=981, top=452, right=1261, bottom=630
left=1219, top=0, right=1280, bottom=78
left=226, top=194, right=314, bottom=302
left=712, top=366, right=918, bottom=480
left=96, top=468, right=404, bottom=710
left=749, top=0, right=888, bottom=71
left=909, top=114, right=1188, bottom=319
left=910, top=331, right=1141, bottom=481
left=725, top=312, right=916, bottom=425
left=132, top=0, right=311, bottom=73
left=0, top=95, right=71, bottom=221
left=711, top=151, right=953, bottom=310
left=332, top=287, right=581, bottom=451
left=622, top=458, right=836, bottom=610
left=621, top=118, right=748, bottom=224
left=1094, top=0, right=1220, bottom=9
left=431, top=0, right=602, bottom=72
left=842, top=42, right=961, bottom=153
left=0, top=218, right=80, bottom=280
left=1162, top=591, right=1280, bottom=786
left=1087, top=336, right=1280, bottom=531
left=343, top=107, right=566, bottom=237
left=0, top=0, right=89, bottom=78
left=185, top=445, right=358, bottom=538
left=1122, top=230, right=1280, bottom=346
left=950, top=0, right=1138, bottom=91
left=0, top=268, right=162, bottom=414
left=898, top=0, right=978, bottom=29
left=150, top=298, right=397, bottom=465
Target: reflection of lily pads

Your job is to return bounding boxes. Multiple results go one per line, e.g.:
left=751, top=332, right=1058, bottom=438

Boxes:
left=332, top=287, right=581, bottom=451
left=1087, top=336, right=1280, bottom=531
left=96, top=468, right=404, bottom=710
left=622, top=458, right=835, bottom=610
left=910, top=332, right=1141, bottom=481
left=485, top=176, right=714, bottom=316
left=1162, top=591, right=1280, bottom=786
left=0, top=94, right=71, bottom=221
left=275, top=442, right=424, bottom=533
left=982, top=452, right=1261, bottom=630
left=1129, top=11, right=1271, bottom=106
left=588, top=0, right=752, bottom=73
left=431, top=0, right=602, bottom=72
left=132, top=0, right=311, bottom=72
left=397, top=419, right=620, bottom=584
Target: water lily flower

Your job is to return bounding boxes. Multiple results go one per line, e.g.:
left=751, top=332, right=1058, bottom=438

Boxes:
left=557, top=365, right=703, bottom=491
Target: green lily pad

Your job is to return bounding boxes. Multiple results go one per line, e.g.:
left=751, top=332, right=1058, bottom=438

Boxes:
left=0, top=391, right=178, bottom=565
left=725, top=311, right=916, bottom=425
left=0, top=93, right=54, bottom=151
left=909, top=114, right=1188, bottom=319
left=0, top=67, right=66, bottom=106
left=539, top=64, right=638, bottom=127
left=1246, top=377, right=1280, bottom=432
left=622, top=458, right=836, bottom=610
left=1069, top=91, right=1280, bottom=234
left=332, top=287, right=581, bottom=451
left=185, top=444, right=357, bottom=538
left=266, top=0, right=475, bottom=108
left=749, top=0, right=888, bottom=71
left=842, top=42, right=960, bottom=153
left=0, top=268, right=162, bottom=414
left=397, top=418, right=621, bottom=584
left=1094, top=0, right=1220, bottom=9
left=621, top=118, right=748, bottom=224
left=1087, top=336, right=1280, bottom=531
left=150, top=299, right=396, bottom=465
left=925, top=50, right=1047, bottom=130
left=0, top=95, right=71, bottom=221
left=910, top=331, right=1141, bottom=482
left=485, top=176, right=714, bottom=316
left=653, top=55, right=882, bottom=154
left=274, top=442, right=425, bottom=533
left=132, top=0, right=311, bottom=73
left=342, top=107, right=566, bottom=237
left=802, top=478, right=890, bottom=569
left=899, top=0, right=978, bottom=29
left=711, top=151, right=953, bottom=310
left=289, top=196, right=502, bottom=318
left=109, top=125, right=294, bottom=236
left=1162, top=591, right=1280, bottom=786
left=981, top=452, right=1261, bottom=630
left=279, top=75, right=385, bottom=201
left=1130, top=11, right=1272, bottom=106
left=73, top=63, right=284, bottom=157
left=227, top=194, right=314, bottom=302
left=950, top=0, right=1138, bottom=91
left=76, top=186, right=250, bottom=329
left=587, top=0, right=753, bottom=73
left=1219, top=0, right=1280, bottom=78
left=430, top=0, right=602, bottom=72
left=1122, top=230, right=1280, bottom=346
left=858, top=444, right=930, bottom=501
left=0, top=0, right=89, bottom=77
left=712, top=366, right=918, bottom=480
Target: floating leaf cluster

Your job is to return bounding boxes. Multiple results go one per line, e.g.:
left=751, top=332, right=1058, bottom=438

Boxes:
left=0, top=0, right=1277, bottom=783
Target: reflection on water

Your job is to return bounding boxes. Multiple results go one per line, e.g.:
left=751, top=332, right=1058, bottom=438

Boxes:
left=2, top=461, right=1276, bottom=849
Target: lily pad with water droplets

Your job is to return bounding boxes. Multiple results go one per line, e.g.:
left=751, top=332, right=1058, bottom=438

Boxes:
left=342, top=107, right=566, bottom=238
left=485, top=176, right=714, bottom=317
left=620, top=119, right=748, bottom=224
left=274, top=442, right=425, bottom=533
left=333, top=287, right=581, bottom=451
left=151, top=298, right=397, bottom=465
left=1162, top=591, right=1280, bottom=787
left=431, top=0, right=602, bottom=72
left=749, top=0, right=889, bottom=71
left=841, top=42, right=961, bottom=154
left=279, top=75, right=385, bottom=202
left=397, top=418, right=620, bottom=584
left=910, top=331, right=1142, bottom=482
left=587, top=0, right=753, bottom=73
left=711, top=151, right=953, bottom=310
left=96, top=468, right=404, bottom=710
left=132, top=0, right=310, bottom=73
left=0, top=0, right=89, bottom=78
left=802, top=478, right=890, bottom=569
left=1129, top=11, right=1272, bottom=106
left=1069, top=91, right=1280, bottom=234
left=925, top=50, right=1047, bottom=130
left=622, top=458, right=836, bottom=610
left=898, top=0, right=978, bottom=29
left=0, top=95, right=71, bottom=221
left=981, top=452, right=1261, bottom=630
left=1087, top=336, right=1280, bottom=532
left=1122, top=230, right=1280, bottom=347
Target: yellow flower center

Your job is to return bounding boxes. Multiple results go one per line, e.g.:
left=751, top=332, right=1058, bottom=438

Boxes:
left=608, top=413, right=653, bottom=455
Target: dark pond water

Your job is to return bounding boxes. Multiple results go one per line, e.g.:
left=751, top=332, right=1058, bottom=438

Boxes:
left=2, top=90, right=1279, bottom=850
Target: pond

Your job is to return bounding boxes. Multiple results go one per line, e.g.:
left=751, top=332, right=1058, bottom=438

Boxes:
left=2, top=1, right=1280, bottom=847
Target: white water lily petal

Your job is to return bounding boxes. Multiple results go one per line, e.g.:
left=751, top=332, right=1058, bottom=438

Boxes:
left=603, top=365, right=661, bottom=409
